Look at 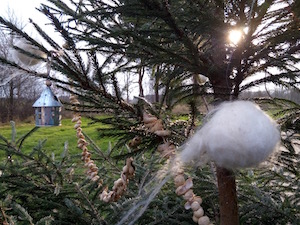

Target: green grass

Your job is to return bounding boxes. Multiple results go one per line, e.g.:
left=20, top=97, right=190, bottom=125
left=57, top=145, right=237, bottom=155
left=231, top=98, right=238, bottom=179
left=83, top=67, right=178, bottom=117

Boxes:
left=0, top=117, right=115, bottom=159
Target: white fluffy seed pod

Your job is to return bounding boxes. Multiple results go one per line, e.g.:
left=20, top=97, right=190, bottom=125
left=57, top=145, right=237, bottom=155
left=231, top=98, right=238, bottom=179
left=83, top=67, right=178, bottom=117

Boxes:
left=180, top=101, right=280, bottom=169
left=13, top=39, right=46, bottom=66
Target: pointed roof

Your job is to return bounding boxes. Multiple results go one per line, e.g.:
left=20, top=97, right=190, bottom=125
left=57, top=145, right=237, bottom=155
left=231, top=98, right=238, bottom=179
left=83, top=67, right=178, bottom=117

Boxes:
left=33, top=84, right=62, bottom=107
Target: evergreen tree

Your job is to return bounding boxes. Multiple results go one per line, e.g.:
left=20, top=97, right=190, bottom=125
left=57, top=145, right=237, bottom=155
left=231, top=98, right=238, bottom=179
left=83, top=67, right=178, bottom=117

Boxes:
left=0, top=0, right=299, bottom=224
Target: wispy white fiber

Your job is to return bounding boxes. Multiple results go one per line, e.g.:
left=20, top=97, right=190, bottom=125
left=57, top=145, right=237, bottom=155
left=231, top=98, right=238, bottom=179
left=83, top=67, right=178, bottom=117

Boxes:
left=180, top=101, right=280, bottom=169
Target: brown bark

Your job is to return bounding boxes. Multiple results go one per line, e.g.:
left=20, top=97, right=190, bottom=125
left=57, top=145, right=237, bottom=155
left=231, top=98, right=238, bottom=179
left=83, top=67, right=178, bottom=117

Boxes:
left=216, top=167, right=239, bottom=225
left=138, top=66, right=144, bottom=97
left=8, top=80, right=14, bottom=121
left=211, top=77, right=239, bottom=224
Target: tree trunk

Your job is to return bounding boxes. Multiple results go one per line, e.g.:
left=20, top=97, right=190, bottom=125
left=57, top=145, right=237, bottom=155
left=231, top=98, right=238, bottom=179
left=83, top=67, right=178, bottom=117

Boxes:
left=138, top=66, right=144, bottom=97
left=154, top=67, right=159, bottom=103
left=8, top=80, right=14, bottom=121
left=216, top=167, right=239, bottom=225
left=211, top=76, right=239, bottom=225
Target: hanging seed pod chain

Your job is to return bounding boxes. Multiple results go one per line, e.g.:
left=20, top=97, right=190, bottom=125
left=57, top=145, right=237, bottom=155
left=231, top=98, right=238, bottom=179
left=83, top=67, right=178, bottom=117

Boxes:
left=143, top=112, right=212, bottom=225
left=70, top=94, right=135, bottom=202
left=70, top=89, right=211, bottom=222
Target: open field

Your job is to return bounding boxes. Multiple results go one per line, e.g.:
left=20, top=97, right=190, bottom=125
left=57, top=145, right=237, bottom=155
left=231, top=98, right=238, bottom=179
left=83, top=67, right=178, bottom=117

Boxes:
left=0, top=117, right=115, bottom=159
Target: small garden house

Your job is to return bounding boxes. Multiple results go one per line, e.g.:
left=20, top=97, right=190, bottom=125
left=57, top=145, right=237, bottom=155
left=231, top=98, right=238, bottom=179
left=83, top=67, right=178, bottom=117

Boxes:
left=32, top=80, right=62, bottom=126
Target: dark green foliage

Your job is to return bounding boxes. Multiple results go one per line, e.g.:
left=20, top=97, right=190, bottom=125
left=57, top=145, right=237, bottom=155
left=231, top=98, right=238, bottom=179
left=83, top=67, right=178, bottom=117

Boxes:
left=0, top=0, right=299, bottom=224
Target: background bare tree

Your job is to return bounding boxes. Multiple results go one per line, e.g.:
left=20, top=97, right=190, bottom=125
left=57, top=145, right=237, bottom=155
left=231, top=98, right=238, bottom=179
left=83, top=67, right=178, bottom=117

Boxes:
left=0, top=9, right=41, bottom=123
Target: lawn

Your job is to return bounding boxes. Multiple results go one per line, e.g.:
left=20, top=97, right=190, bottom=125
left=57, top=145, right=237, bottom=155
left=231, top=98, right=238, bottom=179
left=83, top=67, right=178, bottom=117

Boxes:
left=0, top=116, right=115, bottom=159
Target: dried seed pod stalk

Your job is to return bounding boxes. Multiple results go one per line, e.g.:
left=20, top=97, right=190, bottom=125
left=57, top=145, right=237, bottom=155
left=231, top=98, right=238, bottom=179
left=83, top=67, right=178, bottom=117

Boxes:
left=70, top=94, right=101, bottom=183
left=128, top=136, right=142, bottom=148
left=157, top=142, right=176, bottom=159
left=143, top=112, right=170, bottom=136
left=70, top=94, right=135, bottom=201
left=100, top=157, right=135, bottom=202
left=173, top=172, right=212, bottom=225
left=143, top=111, right=212, bottom=224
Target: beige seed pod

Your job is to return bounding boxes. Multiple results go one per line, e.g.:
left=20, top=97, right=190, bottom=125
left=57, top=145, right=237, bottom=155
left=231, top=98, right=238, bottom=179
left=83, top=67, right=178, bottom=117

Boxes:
left=90, top=166, right=98, bottom=172
left=69, top=95, right=77, bottom=101
left=154, top=129, right=171, bottom=137
left=191, top=201, right=201, bottom=211
left=184, top=201, right=192, bottom=210
left=99, top=188, right=108, bottom=199
left=71, top=99, right=80, bottom=105
left=174, top=174, right=185, bottom=187
left=102, top=196, right=110, bottom=203
left=82, top=151, right=90, bottom=159
left=143, top=113, right=158, bottom=123
left=91, top=175, right=100, bottom=182
left=129, top=136, right=142, bottom=147
left=122, top=165, right=129, bottom=173
left=126, top=157, right=134, bottom=166
left=84, top=160, right=94, bottom=167
left=81, top=146, right=89, bottom=153
left=78, top=138, right=87, bottom=145
left=193, top=207, right=204, bottom=218
left=193, top=215, right=199, bottom=223
left=71, top=116, right=81, bottom=122
left=149, top=120, right=163, bottom=133
left=114, top=178, right=124, bottom=188
left=88, top=171, right=98, bottom=179
left=176, top=185, right=188, bottom=196
left=77, top=133, right=85, bottom=139
left=183, top=189, right=194, bottom=201
left=116, top=188, right=124, bottom=196
left=128, top=166, right=135, bottom=175
left=192, top=196, right=203, bottom=205
left=144, top=120, right=157, bottom=128
left=78, top=143, right=84, bottom=149
left=157, top=142, right=170, bottom=152
left=74, top=123, right=81, bottom=129
left=161, top=150, right=175, bottom=159
left=121, top=172, right=127, bottom=182
left=198, top=216, right=210, bottom=225
left=175, top=178, right=193, bottom=196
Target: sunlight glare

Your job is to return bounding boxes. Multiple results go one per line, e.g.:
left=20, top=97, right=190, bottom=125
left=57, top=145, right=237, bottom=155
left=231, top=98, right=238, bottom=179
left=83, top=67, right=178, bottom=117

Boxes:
left=229, top=29, right=243, bottom=46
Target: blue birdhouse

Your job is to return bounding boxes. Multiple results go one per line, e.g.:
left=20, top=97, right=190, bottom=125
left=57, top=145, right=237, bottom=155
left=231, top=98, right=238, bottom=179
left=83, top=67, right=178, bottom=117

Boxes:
left=32, top=80, right=62, bottom=126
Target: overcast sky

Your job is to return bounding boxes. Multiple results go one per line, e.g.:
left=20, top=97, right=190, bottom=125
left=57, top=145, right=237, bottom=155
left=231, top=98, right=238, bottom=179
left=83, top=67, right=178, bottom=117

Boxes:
left=0, top=0, right=45, bottom=25
left=0, top=0, right=64, bottom=46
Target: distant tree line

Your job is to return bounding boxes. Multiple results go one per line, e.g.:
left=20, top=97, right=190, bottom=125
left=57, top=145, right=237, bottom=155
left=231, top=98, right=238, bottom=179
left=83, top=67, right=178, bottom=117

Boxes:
left=240, top=88, right=300, bottom=104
